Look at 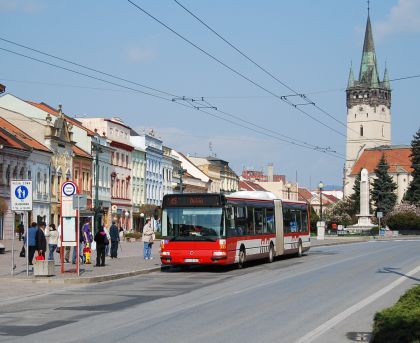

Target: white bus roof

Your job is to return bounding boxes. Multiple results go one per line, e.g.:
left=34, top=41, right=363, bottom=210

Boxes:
left=227, top=191, right=307, bottom=204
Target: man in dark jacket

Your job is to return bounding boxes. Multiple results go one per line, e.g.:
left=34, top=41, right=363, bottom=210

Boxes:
left=94, top=226, right=108, bottom=266
left=25, top=222, right=38, bottom=265
left=36, top=222, right=47, bottom=258
left=109, top=221, right=119, bottom=259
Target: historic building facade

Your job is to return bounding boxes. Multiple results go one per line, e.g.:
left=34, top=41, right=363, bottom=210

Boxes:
left=80, top=117, right=133, bottom=230
left=344, top=14, right=391, bottom=196
left=131, top=130, right=163, bottom=205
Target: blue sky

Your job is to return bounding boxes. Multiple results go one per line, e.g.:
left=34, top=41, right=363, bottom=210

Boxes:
left=1, top=0, right=419, bottom=189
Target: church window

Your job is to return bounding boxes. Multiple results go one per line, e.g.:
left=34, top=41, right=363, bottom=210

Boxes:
left=364, top=93, right=368, bottom=98
left=360, top=125, right=364, bottom=137
left=382, top=107, right=385, bottom=112
left=359, top=106, right=363, bottom=112
left=358, top=93, right=362, bottom=99
left=355, top=113, right=357, bottom=118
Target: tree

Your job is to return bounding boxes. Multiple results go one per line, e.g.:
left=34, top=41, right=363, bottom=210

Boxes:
left=404, top=127, right=420, bottom=205
left=349, top=173, right=361, bottom=218
left=309, top=205, right=319, bottom=234
left=371, top=154, right=397, bottom=217
left=324, top=198, right=353, bottom=227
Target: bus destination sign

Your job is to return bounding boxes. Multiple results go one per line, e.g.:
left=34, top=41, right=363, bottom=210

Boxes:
left=163, top=194, right=224, bottom=207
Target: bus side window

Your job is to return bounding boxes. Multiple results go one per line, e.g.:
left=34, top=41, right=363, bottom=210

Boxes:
left=246, top=207, right=254, bottom=235
left=300, top=207, right=309, bottom=233
left=225, top=206, right=236, bottom=237
left=254, top=208, right=264, bottom=235
left=283, top=206, right=291, bottom=234
left=265, top=207, right=274, bottom=233
left=234, top=206, right=247, bottom=236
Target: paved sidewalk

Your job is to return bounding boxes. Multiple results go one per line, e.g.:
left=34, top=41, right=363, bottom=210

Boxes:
left=0, top=239, right=161, bottom=283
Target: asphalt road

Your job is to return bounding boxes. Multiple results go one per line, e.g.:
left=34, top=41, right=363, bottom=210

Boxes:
left=0, top=239, right=419, bottom=343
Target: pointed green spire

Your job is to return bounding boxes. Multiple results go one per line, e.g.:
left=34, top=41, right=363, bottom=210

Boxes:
left=359, top=15, right=380, bottom=87
left=348, top=62, right=355, bottom=88
left=383, top=62, right=390, bottom=89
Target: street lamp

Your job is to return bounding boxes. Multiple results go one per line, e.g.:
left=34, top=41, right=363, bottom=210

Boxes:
left=124, top=210, right=130, bottom=231
left=179, top=168, right=187, bottom=194
left=319, top=181, right=324, bottom=221
left=286, top=182, right=291, bottom=200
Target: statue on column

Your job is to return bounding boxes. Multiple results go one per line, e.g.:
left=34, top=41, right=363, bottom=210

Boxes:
left=349, top=168, right=374, bottom=232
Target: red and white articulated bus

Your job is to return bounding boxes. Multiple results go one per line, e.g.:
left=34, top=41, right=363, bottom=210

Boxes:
left=160, top=191, right=310, bottom=268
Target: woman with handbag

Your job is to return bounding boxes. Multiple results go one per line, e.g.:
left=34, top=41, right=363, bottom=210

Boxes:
left=142, top=218, right=154, bottom=260
left=47, top=223, right=59, bottom=261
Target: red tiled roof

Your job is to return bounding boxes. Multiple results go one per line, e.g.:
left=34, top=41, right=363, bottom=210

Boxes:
left=72, top=145, right=92, bottom=159
left=322, top=193, right=339, bottom=203
left=0, top=117, right=50, bottom=152
left=298, top=187, right=312, bottom=202
left=110, top=140, right=134, bottom=152
left=27, top=101, right=96, bottom=136
left=351, top=146, right=413, bottom=175
left=239, top=180, right=266, bottom=191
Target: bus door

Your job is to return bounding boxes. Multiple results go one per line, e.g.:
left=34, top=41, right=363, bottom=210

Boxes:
left=274, top=200, right=284, bottom=255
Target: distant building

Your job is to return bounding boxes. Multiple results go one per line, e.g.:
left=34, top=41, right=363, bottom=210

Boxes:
left=349, top=145, right=413, bottom=203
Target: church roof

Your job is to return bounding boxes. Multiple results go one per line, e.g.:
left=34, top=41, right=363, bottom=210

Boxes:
left=350, top=146, right=413, bottom=175
left=359, top=15, right=380, bottom=87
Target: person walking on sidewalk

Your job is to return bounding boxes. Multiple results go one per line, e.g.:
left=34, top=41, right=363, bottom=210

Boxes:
left=47, top=223, right=59, bottom=261
left=94, top=226, right=108, bottom=267
left=109, top=221, right=119, bottom=259
left=104, top=225, right=111, bottom=257
left=36, top=222, right=47, bottom=259
left=17, top=222, right=24, bottom=241
left=142, top=218, right=154, bottom=260
left=25, top=222, right=38, bottom=265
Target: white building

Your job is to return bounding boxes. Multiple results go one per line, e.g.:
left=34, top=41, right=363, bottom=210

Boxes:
left=130, top=130, right=163, bottom=206
left=344, top=13, right=391, bottom=196
left=0, top=117, right=52, bottom=239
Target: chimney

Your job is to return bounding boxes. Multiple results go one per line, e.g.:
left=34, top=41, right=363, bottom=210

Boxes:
left=0, top=83, right=5, bottom=94
left=267, top=163, right=274, bottom=182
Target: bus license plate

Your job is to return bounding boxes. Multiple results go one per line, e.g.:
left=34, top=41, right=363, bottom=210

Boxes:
left=184, top=258, right=199, bottom=263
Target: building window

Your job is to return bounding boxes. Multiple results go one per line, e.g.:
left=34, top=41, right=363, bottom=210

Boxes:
left=360, top=125, right=364, bottom=137
left=382, top=125, right=384, bottom=137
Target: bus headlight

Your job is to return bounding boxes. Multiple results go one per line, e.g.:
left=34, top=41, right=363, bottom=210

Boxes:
left=162, top=251, right=171, bottom=256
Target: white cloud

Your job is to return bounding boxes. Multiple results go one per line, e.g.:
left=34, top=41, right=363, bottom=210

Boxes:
left=126, top=47, right=156, bottom=63
left=376, top=0, right=420, bottom=37
left=0, top=0, right=45, bottom=13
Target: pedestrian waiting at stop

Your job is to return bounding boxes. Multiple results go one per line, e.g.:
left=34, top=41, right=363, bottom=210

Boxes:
left=36, top=222, right=47, bottom=259
left=103, top=225, right=111, bottom=257
left=17, top=222, right=24, bottom=241
left=94, top=226, right=108, bottom=267
left=109, top=221, right=119, bottom=259
left=142, top=218, right=155, bottom=260
left=47, top=223, right=59, bottom=261
left=25, top=222, right=38, bottom=265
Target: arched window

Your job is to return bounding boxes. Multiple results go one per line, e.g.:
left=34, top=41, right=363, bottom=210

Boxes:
left=360, top=125, right=364, bottom=137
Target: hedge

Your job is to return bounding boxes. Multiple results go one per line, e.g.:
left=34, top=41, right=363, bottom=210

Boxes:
left=372, top=285, right=420, bottom=343
left=386, top=212, right=420, bottom=231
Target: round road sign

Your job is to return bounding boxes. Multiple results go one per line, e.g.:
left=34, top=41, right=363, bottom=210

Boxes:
left=62, top=182, right=76, bottom=196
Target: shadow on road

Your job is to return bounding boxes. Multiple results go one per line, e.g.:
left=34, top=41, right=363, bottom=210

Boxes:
left=377, top=267, right=420, bottom=282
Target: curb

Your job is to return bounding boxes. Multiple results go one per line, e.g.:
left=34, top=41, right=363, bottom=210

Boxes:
left=0, top=266, right=163, bottom=284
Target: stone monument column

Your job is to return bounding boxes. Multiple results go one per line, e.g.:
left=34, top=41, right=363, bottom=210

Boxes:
left=349, top=168, right=374, bottom=232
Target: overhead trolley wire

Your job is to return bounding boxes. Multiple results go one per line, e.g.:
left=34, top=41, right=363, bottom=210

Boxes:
left=127, top=0, right=346, bottom=138
left=0, top=46, right=341, bottom=158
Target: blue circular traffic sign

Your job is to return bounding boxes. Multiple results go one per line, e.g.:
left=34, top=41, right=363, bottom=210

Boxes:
left=62, top=182, right=76, bottom=196
left=15, top=185, right=29, bottom=200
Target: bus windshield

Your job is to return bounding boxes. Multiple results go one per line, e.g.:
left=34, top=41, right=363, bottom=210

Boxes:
left=162, top=207, right=224, bottom=241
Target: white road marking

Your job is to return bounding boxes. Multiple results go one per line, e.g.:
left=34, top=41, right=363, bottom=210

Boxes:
left=295, top=264, right=420, bottom=343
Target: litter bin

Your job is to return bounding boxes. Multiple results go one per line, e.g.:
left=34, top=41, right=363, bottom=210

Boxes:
left=34, top=260, right=55, bottom=276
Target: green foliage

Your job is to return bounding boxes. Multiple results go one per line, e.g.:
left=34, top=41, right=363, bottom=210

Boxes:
left=386, top=212, right=420, bottom=231
left=405, top=127, right=420, bottom=205
left=309, top=205, right=319, bottom=234
left=349, top=173, right=361, bottom=218
left=324, top=198, right=353, bottom=227
left=372, top=285, right=420, bottom=343
left=371, top=154, right=397, bottom=217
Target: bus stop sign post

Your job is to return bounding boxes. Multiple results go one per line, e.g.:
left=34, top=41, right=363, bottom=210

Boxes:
left=10, top=180, right=33, bottom=277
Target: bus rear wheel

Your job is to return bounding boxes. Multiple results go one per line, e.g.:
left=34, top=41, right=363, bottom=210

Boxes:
left=268, top=244, right=274, bottom=263
left=297, top=241, right=303, bottom=257
left=238, top=249, right=246, bottom=268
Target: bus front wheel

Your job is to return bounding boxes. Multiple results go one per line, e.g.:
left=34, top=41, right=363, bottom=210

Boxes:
left=238, top=248, right=246, bottom=268
left=297, top=241, right=303, bottom=257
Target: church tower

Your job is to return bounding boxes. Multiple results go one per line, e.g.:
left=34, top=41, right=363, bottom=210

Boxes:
left=344, top=13, right=391, bottom=196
